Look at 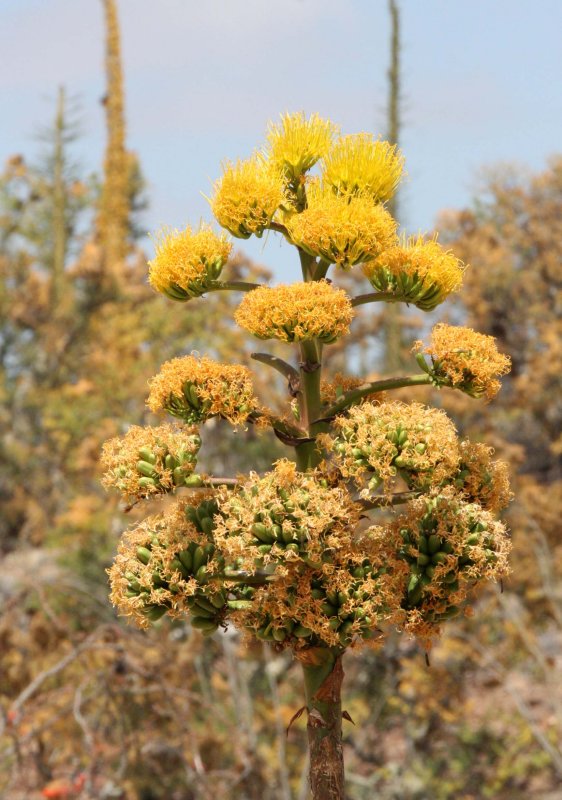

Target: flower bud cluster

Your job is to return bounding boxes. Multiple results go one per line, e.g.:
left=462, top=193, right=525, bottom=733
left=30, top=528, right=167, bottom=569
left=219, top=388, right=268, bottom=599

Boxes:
left=101, top=423, right=202, bottom=501
left=380, top=490, right=511, bottom=645
left=147, top=355, right=258, bottom=426
left=108, top=498, right=227, bottom=631
left=323, top=401, right=460, bottom=495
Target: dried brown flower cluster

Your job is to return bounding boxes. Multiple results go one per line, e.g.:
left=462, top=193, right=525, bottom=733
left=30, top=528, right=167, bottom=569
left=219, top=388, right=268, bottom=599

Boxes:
left=234, top=280, right=354, bottom=343
left=147, top=355, right=258, bottom=426
left=101, top=423, right=202, bottom=501
left=323, top=401, right=460, bottom=495
left=416, top=323, right=511, bottom=399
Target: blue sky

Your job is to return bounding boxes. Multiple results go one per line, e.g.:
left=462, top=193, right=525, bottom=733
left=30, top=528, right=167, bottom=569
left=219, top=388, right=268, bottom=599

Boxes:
left=2, top=0, right=562, bottom=277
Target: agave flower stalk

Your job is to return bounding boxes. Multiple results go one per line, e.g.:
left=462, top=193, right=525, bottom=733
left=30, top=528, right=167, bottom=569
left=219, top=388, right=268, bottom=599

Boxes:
left=103, top=112, right=512, bottom=800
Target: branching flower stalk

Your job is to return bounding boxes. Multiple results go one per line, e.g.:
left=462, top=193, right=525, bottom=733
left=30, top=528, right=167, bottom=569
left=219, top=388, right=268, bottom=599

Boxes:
left=102, top=112, right=513, bottom=800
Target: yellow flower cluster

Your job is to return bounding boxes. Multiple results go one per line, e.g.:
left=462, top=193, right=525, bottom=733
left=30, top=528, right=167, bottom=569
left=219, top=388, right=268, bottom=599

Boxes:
left=379, top=490, right=511, bottom=646
left=147, top=355, right=258, bottom=426
left=284, top=183, right=397, bottom=268
left=324, top=401, right=460, bottom=495
left=108, top=500, right=224, bottom=628
left=322, top=133, right=404, bottom=202
left=148, top=224, right=231, bottom=301
left=210, top=155, right=284, bottom=239
left=101, top=423, right=202, bottom=501
left=364, top=235, right=465, bottom=311
left=230, top=556, right=404, bottom=651
left=416, top=323, right=511, bottom=399
left=213, top=459, right=361, bottom=572
left=234, top=280, right=353, bottom=343
left=455, top=440, right=512, bottom=512
left=213, top=460, right=406, bottom=649
left=267, top=111, right=338, bottom=181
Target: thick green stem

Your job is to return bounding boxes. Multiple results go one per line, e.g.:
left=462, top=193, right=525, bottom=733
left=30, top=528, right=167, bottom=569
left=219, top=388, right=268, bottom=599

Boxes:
left=351, top=291, right=398, bottom=307
left=295, top=339, right=325, bottom=470
left=319, top=373, right=432, bottom=420
left=209, top=280, right=261, bottom=293
left=301, top=649, right=345, bottom=800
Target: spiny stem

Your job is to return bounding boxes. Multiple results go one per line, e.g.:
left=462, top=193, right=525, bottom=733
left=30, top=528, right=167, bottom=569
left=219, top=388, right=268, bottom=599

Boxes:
left=318, top=373, right=432, bottom=419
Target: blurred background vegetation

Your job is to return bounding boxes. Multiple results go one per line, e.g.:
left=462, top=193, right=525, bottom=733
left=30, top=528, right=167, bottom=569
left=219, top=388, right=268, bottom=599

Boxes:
left=0, top=1, right=560, bottom=798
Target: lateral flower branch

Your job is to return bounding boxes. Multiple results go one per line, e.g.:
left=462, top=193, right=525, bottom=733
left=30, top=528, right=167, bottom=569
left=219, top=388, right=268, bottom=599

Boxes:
left=102, top=112, right=513, bottom=800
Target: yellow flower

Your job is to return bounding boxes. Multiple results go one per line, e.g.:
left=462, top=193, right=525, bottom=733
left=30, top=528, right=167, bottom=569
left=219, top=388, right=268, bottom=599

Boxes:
left=322, top=133, right=404, bottom=202
left=267, top=111, right=338, bottom=181
left=210, top=155, right=284, bottom=239
left=101, top=423, right=202, bottom=501
left=148, top=224, right=231, bottom=301
left=285, top=182, right=397, bottom=268
left=415, top=323, right=511, bottom=399
left=147, top=355, right=258, bottom=426
left=323, top=400, right=460, bottom=495
left=234, top=280, right=354, bottom=343
left=364, top=235, right=465, bottom=310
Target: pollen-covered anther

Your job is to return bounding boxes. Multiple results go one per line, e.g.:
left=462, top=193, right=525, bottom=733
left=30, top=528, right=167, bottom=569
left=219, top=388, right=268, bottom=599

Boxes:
left=101, top=423, right=202, bottom=501
left=210, top=155, right=284, bottom=239
left=267, top=112, right=338, bottom=181
left=415, top=323, right=511, bottom=399
left=284, top=183, right=397, bottom=268
left=363, top=235, right=465, bottom=310
left=147, top=355, right=258, bottom=426
left=148, top=224, right=231, bottom=301
left=234, top=280, right=354, bottom=343
left=322, top=133, right=404, bottom=202
left=322, top=400, right=460, bottom=495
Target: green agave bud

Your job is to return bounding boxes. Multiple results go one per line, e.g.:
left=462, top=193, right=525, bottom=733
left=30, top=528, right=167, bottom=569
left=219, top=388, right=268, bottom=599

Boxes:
left=136, top=546, right=152, bottom=565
